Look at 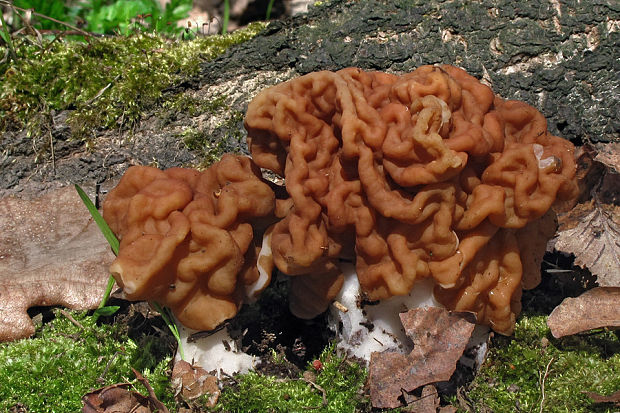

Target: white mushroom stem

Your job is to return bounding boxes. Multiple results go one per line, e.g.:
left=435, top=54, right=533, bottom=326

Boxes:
left=176, top=323, right=255, bottom=377
left=329, top=262, right=490, bottom=369
left=329, top=262, right=443, bottom=361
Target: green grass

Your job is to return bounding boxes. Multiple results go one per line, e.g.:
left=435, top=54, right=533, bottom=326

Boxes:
left=0, top=309, right=173, bottom=413
left=467, top=315, right=620, bottom=413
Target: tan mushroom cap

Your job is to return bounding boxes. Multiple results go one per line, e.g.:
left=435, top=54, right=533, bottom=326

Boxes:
left=245, top=65, right=578, bottom=334
left=103, top=155, right=276, bottom=331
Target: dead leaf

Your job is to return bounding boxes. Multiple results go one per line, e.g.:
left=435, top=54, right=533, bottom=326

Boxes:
left=547, top=287, right=620, bottom=338
left=593, top=142, right=620, bottom=174
left=583, top=389, right=620, bottom=407
left=401, top=385, right=440, bottom=413
left=554, top=144, right=620, bottom=287
left=82, top=369, right=169, bottom=413
left=369, top=307, right=476, bottom=409
left=555, top=200, right=620, bottom=286
left=0, top=186, right=114, bottom=341
left=172, top=360, right=220, bottom=407
left=82, top=383, right=147, bottom=413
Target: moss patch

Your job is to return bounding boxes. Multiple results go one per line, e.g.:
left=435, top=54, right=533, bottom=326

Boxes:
left=0, top=309, right=173, bottom=413
left=467, top=315, right=620, bottom=412
left=0, top=22, right=266, bottom=140
left=215, top=344, right=369, bottom=412
left=177, top=109, right=246, bottom=168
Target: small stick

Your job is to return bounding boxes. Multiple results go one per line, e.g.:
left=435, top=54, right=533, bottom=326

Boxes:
left=97, top=351, right=120, bottom=384
left=59, top=309, right=84, bottom=330
left=301, top=377, right=328, bottom=409
left=332, top=300, right=348, bottom=313
left=49, top=130, right=55, bottom=176
left=132, top=368, right=170, bottom=413
left=539, top=357, right=554, bottom=413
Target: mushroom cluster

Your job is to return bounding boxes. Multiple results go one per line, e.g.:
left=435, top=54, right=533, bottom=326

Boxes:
left=104, top=65, right=577, bottom=347
left=244, top=65, right=578, bottom=335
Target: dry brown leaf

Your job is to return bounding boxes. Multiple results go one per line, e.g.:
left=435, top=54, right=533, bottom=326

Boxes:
left=554, top=144, right=620, bottom=287
left=401, top=385, right=440, bottom=413
left=593, top=142, right=620, bottom=173
left=583, top=389, right=620, bottom=407
left=82, top=383, right=150, bottom=413
left=82, top=369, right=169, bottom=413
left=555, top=200, right=620, bottom=286
left=171, top=360, right=220, bottom=407
left=547, top=287, right=620, bottom=338
left=369, top=307, right=476, bottom=409
left=0, top=186, right=114, bottom=341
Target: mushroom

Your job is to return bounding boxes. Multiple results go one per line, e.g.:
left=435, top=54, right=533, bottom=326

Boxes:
left=103, top=154, right=276, bottom=373
left=244, top=64, right=578, bottom=354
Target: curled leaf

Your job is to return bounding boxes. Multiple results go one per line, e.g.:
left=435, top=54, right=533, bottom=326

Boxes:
left=554, top=143, right=620, bottom=287
left=547, top=287, right=620, bottom=338
left=369, top=307, right=476, bottom=409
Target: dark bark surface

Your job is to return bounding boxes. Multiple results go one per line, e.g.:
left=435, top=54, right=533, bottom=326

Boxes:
left=203, top=0, right=619, bottom=143
left=1, top=0, right=617, bottom=198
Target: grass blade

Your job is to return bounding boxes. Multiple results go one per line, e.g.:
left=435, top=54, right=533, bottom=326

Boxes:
left=265, top=0, right=275, bottom=20
left=74, top=184, right=119, bottom=255
left=152, top=302, right=185, bottom=361
left=221, top=0, right=229, bottom=34
left=74, top=183, right=119, bottom=313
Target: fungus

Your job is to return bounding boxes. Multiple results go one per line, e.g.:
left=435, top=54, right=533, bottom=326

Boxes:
left=103, top=154, right=276, bottom=373
left=104, top=64, right=578, bottom=371
left=244, top=65, right=578, bottom=342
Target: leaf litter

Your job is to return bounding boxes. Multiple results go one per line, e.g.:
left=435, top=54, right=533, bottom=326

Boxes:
left=0, top=186, right=114, bottom=341
left=171, top=360, right=220, bottom=407
left=554, top=143, right=620, bottom=287
left=82, top=368, right=169, bottom=413
left=548, top=143, right=620, bottom=337
left=369, top=307, right=476, bottom=409
left=547, top=287, right=620, bottom=338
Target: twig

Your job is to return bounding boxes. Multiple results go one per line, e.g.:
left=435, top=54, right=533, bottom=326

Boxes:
left=132, top=368, right=170, bottom=413
left=538, top=357, right=554, bottom=413
left=2, top=1, right=93, bottom=38
left=188, top=323, right=226, bottom=343
left=332, top=300, right=348, bottom=313
left=97, top=351, right=121, bottom=384
left=35, top=29, right=104, bottom=37
left=59, top=308, right=85, bottom=330
left=301, top=377, right=328, bottom=410
left=48, top=130, right=55, bottom=175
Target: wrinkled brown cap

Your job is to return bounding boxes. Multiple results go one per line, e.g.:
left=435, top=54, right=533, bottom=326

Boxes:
left=245, top=65, right=578, bottom=334
left=103, top=155, right=275, bottom=331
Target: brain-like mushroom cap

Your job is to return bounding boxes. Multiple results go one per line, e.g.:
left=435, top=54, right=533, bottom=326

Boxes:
left=103, top=154, right=275, bottom=331
left=245, top=65, right=578, bottom=335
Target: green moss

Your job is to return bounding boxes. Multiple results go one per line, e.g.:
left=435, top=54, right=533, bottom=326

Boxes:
left=179, top=109, right=246, bottom=167
left=215, top=344, right=369, bottom=412
left=0, top=310, right=174, bottom=413
left=162, top=93, right=227, bottom=120
left=0, top=22, right=266, bottom=140
left=468, top=315, right=620, bottom=413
